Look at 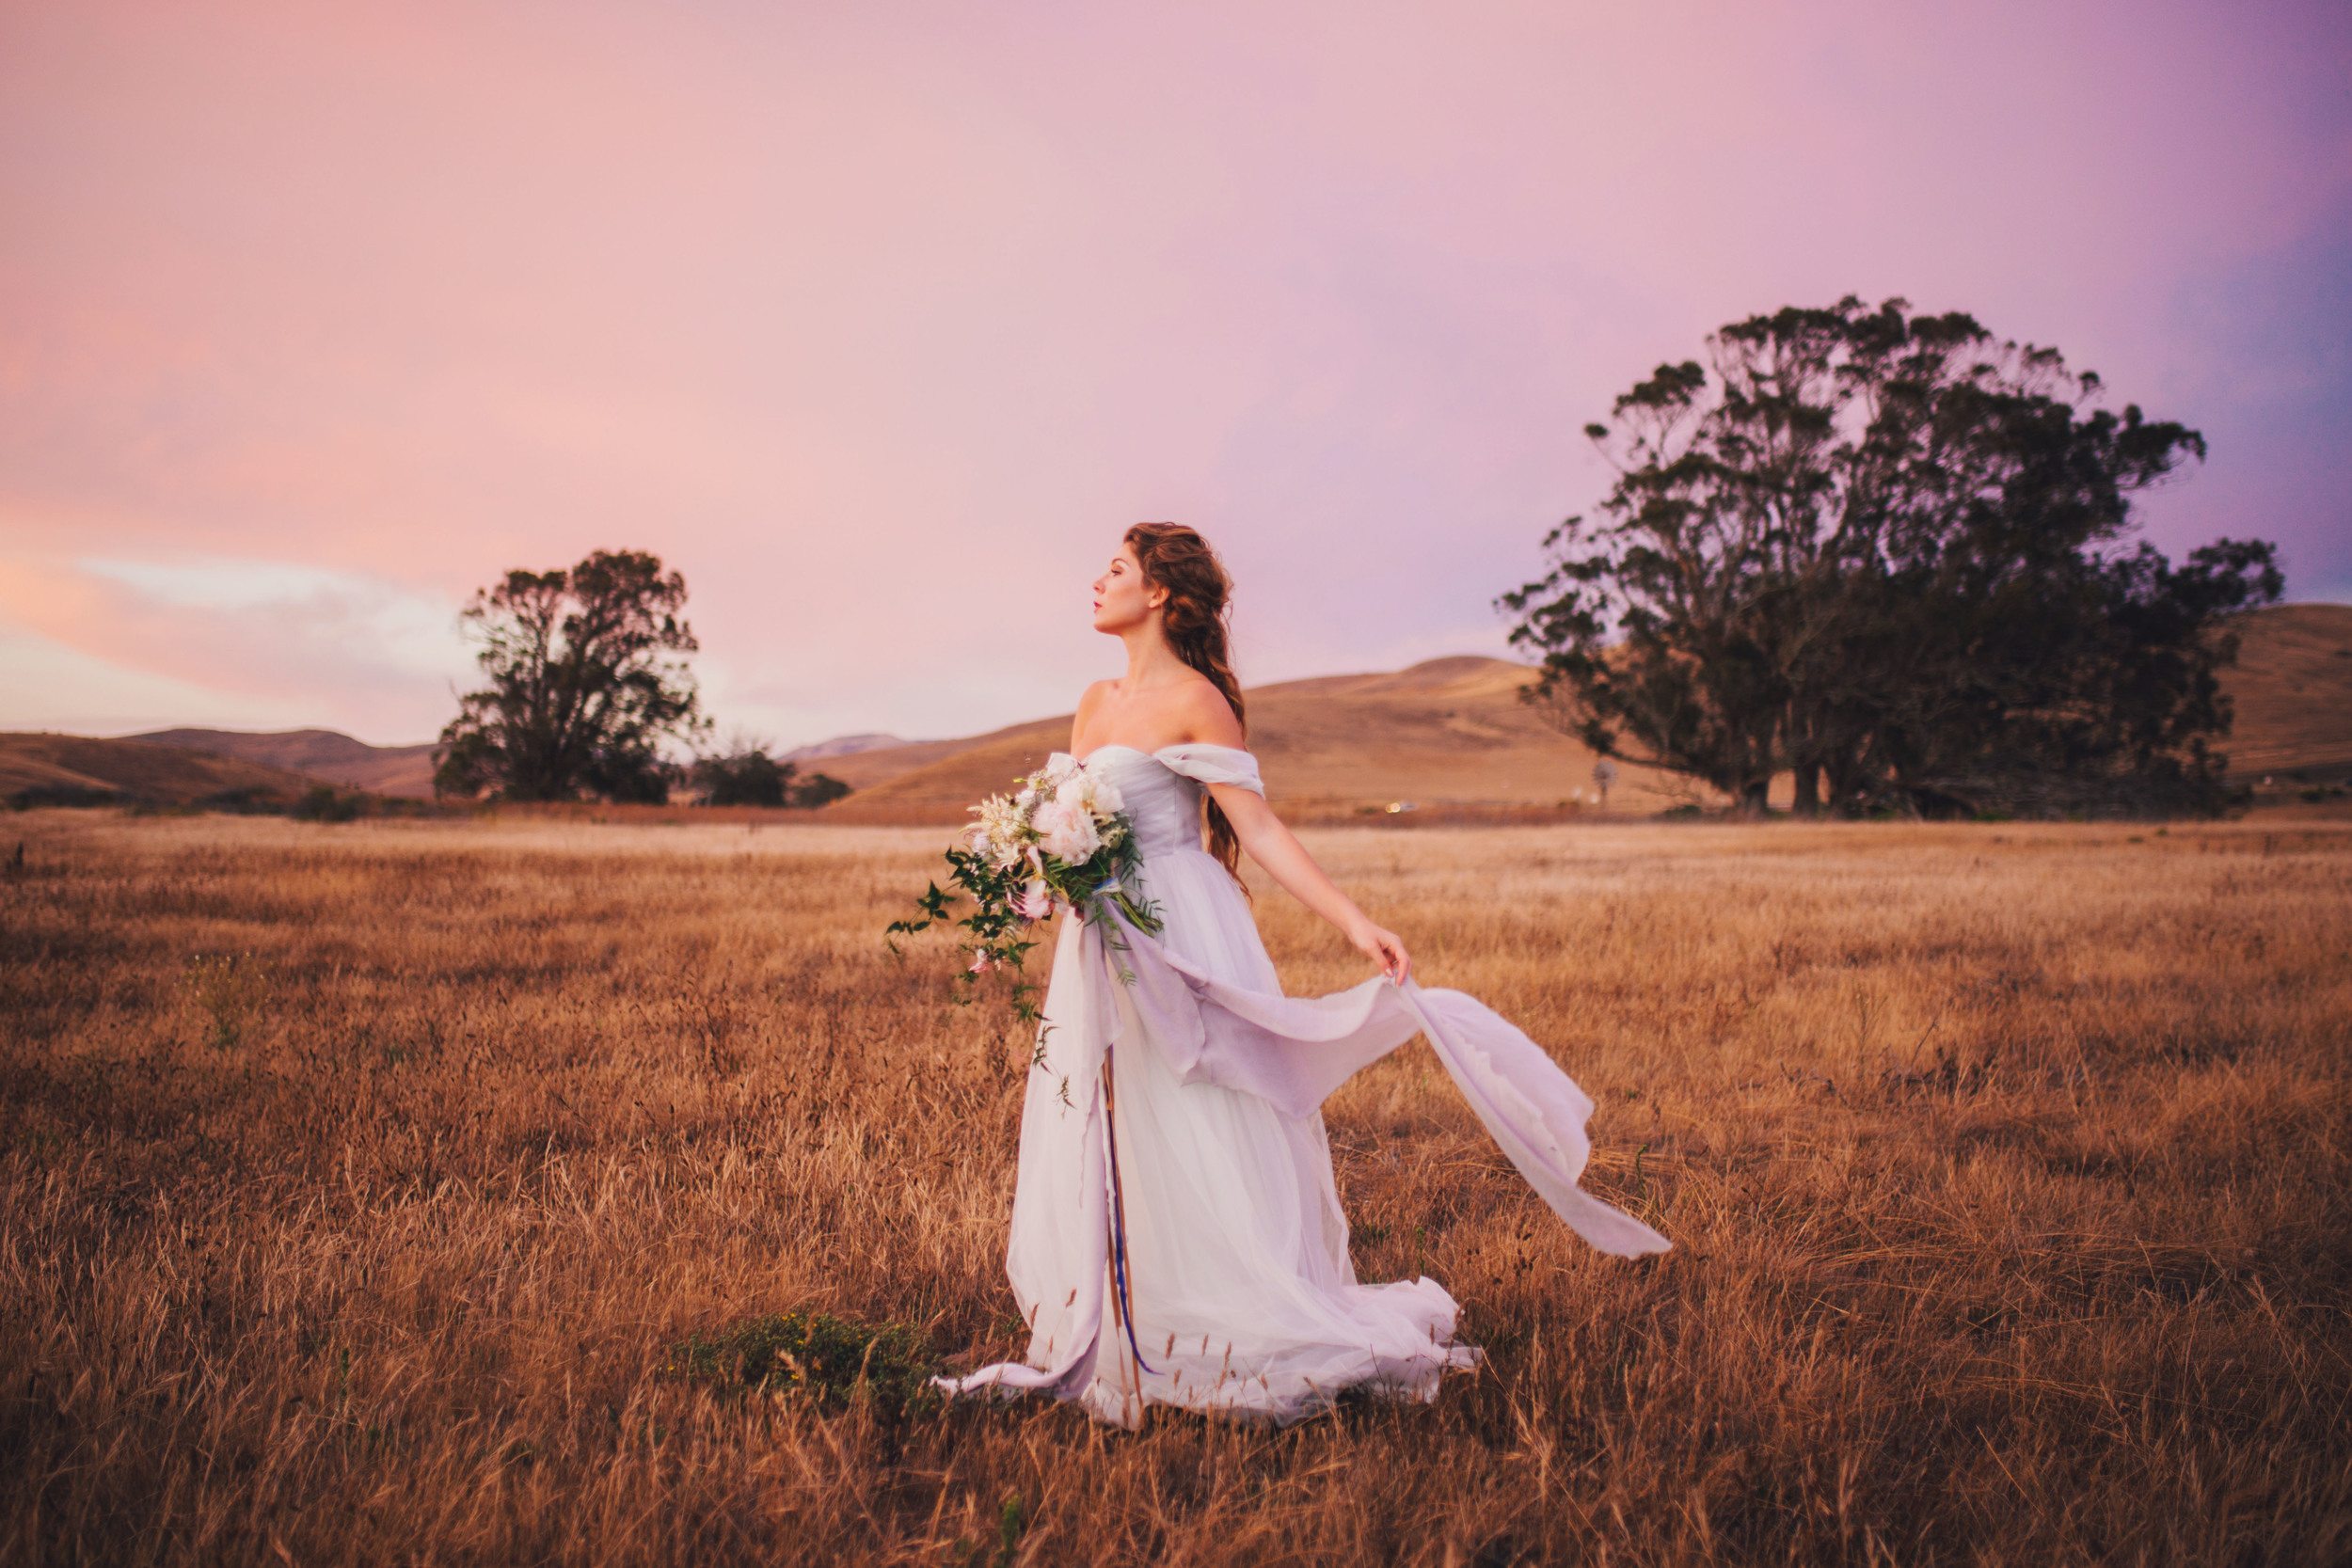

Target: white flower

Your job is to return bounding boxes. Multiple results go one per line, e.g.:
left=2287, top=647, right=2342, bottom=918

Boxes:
left=1033, top=798, right=1101, bottom=863
left=969, top=793, right=1030, bottom=869
left=1056, top=768, right=1124, bottom=822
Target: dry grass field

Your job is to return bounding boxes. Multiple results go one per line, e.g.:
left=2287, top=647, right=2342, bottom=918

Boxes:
left=3, top=810, right=2348, bottom=1565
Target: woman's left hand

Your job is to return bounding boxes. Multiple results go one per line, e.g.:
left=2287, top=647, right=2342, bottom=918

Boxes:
left=1349, top=920, right=1411, bottom=984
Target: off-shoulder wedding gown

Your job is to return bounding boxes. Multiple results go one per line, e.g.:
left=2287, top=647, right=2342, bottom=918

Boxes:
left=940, top=744, right=1668, bottom=1428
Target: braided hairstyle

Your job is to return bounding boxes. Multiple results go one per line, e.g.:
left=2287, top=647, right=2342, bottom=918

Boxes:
left=1123, top=523, right=1248, bottom=879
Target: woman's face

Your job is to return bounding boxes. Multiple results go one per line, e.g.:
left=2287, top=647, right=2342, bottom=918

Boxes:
left=1091, top=543, right=1163, bottom=634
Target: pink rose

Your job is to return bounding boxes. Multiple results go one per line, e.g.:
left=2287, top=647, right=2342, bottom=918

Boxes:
left=969, top=954, right=995, bottom=974
left=1017, top=880, right=1055, bottom=921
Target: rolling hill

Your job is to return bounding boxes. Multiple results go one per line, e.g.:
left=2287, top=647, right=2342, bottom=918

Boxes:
left=0, top=734, right=329, bottom=808
left=819, top=602, right=2352, bottom=821
left=822, top=656, right=1686, bottom=822
left=2209, top=603, right=2352, bottom=783
left=125, top=729, right=440, bottom=798
left=781, top=733, right=920, bottom=764
left=13, top=604, right=2341, bottom=818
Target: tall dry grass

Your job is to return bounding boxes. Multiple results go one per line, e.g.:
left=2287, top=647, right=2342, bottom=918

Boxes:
left=2, top=811, right=2346, bottom=1565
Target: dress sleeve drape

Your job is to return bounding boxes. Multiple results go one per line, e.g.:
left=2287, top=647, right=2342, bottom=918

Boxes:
left=1153, top=744, right=1263, bottom=796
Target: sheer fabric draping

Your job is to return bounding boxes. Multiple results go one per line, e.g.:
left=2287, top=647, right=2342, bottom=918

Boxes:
left=938, top=744, right=1667, bottom=1428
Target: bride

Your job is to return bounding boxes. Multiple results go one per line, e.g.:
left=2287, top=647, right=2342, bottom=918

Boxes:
left=940, top=523, right=1669, bottom=1429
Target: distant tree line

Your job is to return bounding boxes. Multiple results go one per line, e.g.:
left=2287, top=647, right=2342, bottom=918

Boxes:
left=687, top=750, right=851, bottom=809
left=434, top=548, right=850, bottom=809
left=1502, top=297, right=2281, bottom=817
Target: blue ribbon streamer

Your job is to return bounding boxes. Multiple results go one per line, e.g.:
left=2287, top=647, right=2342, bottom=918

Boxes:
left=1101, top=1045, right=1156, bottom=1378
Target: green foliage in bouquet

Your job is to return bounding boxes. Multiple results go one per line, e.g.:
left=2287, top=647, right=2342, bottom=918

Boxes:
left=886, top=757, right=1163, bottom=1025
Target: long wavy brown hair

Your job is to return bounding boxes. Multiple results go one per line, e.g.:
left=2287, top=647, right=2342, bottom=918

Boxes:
left=1124, top=522, right=1247, bottom=879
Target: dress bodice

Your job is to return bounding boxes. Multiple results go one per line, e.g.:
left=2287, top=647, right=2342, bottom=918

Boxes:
left=1076, top=744, right=1263, bottom=863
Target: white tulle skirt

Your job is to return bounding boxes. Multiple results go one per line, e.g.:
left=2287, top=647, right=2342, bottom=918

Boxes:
left=1076, top=847, right=1475, bottom=1423
left=976, top=847, right=1467, bottom=1426
left=942, top=833, right=1672, bottom=1430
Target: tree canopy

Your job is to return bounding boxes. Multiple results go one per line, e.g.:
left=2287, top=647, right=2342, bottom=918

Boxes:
left=1500, top=297, right=2282, bottom=817
left=435, top=549, right=707, bottom=802
left=688, top=748, right=853, bottom=809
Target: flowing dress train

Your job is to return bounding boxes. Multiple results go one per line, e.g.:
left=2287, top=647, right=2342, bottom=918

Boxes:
left=939, top=744, right=1668, bottom=1428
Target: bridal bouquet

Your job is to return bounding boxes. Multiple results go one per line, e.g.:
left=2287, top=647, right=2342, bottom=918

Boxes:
left=886, top=753, right=1162, bottom=1022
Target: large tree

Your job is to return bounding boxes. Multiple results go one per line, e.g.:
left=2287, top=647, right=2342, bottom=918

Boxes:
left=1500, top=297, right=2281, bottom=817
left=435, top=549, right=707, bottom=802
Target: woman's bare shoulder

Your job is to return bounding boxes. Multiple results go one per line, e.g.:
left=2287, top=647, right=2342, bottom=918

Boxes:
left=1171, top=677, right=1245, bottom=746
left=1069, top=678, right=1116, bottom=748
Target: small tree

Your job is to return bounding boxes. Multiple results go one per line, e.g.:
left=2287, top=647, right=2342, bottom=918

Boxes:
left=1502, top=297, right=2280, bottom=817
left=790, top=771, right=851, bottom=809
left=689, top=747, right=854, bottom=809
left=691, top=748, right=791, bottom=807
left=435, top=549, right=707, bottom=802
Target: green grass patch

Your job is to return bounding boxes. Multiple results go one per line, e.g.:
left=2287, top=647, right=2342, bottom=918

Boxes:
left=663, top=1309, right=941, bottom=1417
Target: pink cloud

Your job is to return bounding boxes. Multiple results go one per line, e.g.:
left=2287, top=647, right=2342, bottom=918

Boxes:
left=2, top=0, right=2345, bottom=744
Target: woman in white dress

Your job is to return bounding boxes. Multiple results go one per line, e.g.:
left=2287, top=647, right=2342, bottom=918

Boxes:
left=941, top=524, right=1668, bottom=1429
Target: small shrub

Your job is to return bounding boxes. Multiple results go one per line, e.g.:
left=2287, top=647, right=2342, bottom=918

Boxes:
left=993, top=1492, right=1027, bottom=1566
left=293, top=785, right=364, bottom=823
left=662, top=1309, right=938, bottom=1416
left=12, top=784, right=128, bottom=809
left=692, top=751, right=792, bottom=807
left=688, top=752, right=853, bottom=809
left=197, top=786, right=293, bottom=816
left=181, top=953, right=275, bottom=1052
left=789, top=771, right=851, bottom=809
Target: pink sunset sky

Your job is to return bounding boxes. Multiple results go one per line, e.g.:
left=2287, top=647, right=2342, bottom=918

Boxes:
left=3, top=0, right=2347, bottom=748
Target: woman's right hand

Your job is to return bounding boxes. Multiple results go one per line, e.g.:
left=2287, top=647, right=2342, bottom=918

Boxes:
left=1348, top=919, right=1411, bottom=985
left=1212, top=782, right=1412, bottom=985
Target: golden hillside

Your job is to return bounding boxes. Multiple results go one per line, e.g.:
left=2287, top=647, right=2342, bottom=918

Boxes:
left=18, top=605, right=2338, bottom=818
left=127, top=728, right=439, bottom=798
left=825, top=656, right=1683, bottom=821
left=0, top=734, right=327, bottom=807
left=2213, top=603, right=2352, bottom=782
left=823, top=603, right=2352, bottom=821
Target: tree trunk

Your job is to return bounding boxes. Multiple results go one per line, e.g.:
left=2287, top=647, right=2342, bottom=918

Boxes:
left=1793, top=765, right=1821, bottom=817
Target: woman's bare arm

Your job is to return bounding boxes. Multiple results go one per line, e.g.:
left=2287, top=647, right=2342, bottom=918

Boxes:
left=1207, top=783, right=1410, bottom=982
